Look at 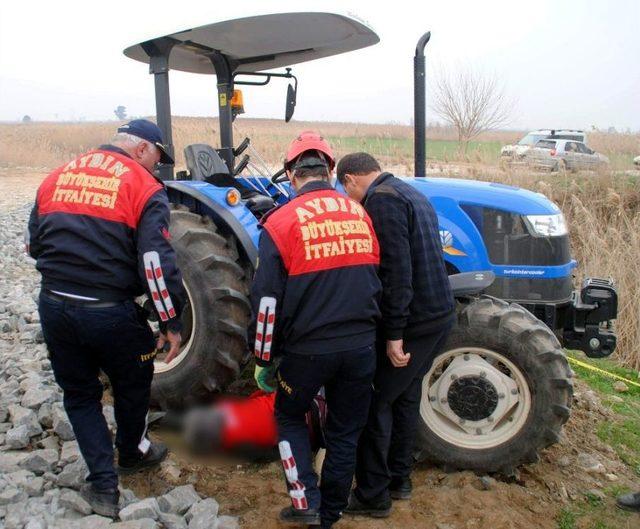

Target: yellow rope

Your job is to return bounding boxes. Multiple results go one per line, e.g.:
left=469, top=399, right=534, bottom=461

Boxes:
left=567, top=356, right=640, bottom=389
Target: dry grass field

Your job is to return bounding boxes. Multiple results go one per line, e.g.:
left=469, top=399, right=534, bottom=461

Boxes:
left=1, top=118, right=639, bottom=369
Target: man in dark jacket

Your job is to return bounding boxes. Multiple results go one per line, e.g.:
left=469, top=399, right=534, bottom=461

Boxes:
left=248, top=132, right=381, bottom=529
left=26, top=120, right=185, bottom=517
left=337, top=152, right=455, bottom=517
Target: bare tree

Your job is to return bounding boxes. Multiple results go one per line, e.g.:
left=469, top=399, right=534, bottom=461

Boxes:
left=114, top=105, right=127, bottom=120
left=431, top=67, right=513, bottom=154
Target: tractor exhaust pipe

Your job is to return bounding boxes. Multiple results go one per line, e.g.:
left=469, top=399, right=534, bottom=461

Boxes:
left=414, top=31, right=431, bottom=178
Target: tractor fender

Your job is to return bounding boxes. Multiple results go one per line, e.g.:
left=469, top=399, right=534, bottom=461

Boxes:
left=165, top=181, right=260, bottom=267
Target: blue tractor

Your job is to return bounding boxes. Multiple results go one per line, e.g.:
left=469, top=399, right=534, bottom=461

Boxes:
left=124, top=12, right=618, bottom=473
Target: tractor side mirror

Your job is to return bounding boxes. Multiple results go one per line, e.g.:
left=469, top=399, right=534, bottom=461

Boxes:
left=285, top=83, right=297, bottom=123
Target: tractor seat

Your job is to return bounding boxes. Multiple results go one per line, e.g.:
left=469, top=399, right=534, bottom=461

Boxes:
left=183, top=144, right=275, bottom=217
left=184, top=144, right=231, bottom=180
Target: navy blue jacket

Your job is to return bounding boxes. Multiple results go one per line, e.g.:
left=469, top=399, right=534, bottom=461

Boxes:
left=248, top=180, right=382, bottom=366
left=27, top=145, right=185, bottom=332
left=363, top=173, right=454, bottom=339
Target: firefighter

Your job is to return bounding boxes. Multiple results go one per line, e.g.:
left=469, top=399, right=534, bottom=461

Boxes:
left=248, top=131, right=382, bottom=529
left=26, top=119, right=185, bottom=518
left=337, top=152, right=455, bottom=517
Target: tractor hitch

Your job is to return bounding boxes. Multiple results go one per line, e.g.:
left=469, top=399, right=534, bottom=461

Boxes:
left=563, top=277, right=618, bottom=358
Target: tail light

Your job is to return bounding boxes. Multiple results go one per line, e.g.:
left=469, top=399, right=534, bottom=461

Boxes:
left=550, top=149, right=556, bottom=156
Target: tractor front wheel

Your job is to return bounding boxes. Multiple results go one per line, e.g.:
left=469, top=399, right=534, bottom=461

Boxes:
left=415, top=296, right=573, bottom=474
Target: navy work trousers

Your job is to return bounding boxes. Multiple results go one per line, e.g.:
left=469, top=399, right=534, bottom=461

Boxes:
left=38, top=294, right=155, bottom=490
left=275, top=344, right=376, bottom=529
left=354, top=325, right=452, bottom=503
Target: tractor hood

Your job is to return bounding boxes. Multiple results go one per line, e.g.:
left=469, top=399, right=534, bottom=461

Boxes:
left=123, top=12, right=379, bottom=74
left=404, top=177, right=560, bottom=216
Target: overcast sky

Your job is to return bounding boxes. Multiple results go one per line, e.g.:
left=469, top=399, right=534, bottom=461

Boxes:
left=1, top=0, right=638, bottom=131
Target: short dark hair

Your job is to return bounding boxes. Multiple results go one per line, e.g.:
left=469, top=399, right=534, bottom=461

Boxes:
left=290, top=153, right=330, bottom=179
left=336, top=152, right=381, bottom=184
left=293, top=166, right=328, bottom=179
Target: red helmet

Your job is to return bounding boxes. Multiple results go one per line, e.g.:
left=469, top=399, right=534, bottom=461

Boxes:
left=285, top=131, right=335, bottom=170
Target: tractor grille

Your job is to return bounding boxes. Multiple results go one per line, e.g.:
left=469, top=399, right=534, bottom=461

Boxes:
left=462, top=205, right=572, bottom=266
left=484, top=275, right=573, bottom=304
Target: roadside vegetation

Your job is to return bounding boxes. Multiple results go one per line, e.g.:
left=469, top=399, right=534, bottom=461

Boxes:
left=556, top=352, right=640, bottom=529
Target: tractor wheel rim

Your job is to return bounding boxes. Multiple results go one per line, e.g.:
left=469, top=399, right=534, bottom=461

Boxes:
left=419, top=347, right=532, bottom=449
left=154, top=280, right=196, bottom=374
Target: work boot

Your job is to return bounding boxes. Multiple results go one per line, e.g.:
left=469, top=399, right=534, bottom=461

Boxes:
left=278, top=506, right=321, bottom=525
left=343, top=491, right=391, bottom=518
left=389, top=476, right=412, bottom=500
left=79, top=484, right=120, bottom=518
left=616, top=491, right=640, bottom=512
left=116, top=441, right=168, bottom=475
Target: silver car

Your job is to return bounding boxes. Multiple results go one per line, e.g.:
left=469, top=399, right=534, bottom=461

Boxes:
left=525, top=139, right=609, bottom=171
left=501, top=129, right=587, bottom=160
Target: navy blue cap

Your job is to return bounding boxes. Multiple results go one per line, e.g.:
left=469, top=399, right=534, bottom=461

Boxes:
left=117, top=119, right=174, bottom=165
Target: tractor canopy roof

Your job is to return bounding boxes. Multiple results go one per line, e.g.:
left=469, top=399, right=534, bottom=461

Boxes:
left=123, top=12, right=379, bottom=74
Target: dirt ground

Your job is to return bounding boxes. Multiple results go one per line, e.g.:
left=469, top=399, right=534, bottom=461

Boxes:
left=114, top=379, right=637, bottom=529
left=3, top=166, right=638, bottom=529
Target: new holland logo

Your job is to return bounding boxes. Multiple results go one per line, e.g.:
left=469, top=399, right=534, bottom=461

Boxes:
left=439, top=230, right=466, bottom=256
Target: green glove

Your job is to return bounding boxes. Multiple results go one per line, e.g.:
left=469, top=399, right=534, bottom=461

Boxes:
left=254, top=364, right=276, bottom=393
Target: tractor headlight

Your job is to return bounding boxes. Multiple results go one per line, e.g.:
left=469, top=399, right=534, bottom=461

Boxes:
left=524, top=213, right=568, bottom=237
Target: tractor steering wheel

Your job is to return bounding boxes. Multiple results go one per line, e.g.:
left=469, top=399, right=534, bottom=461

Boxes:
left=271, top=167, right=289, bottom=184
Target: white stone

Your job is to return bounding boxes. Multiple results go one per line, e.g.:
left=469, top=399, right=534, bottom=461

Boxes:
left=38, top=435, right=60, bottom=451
left=53, top=406, right=75, bottom=441
left=21, top=387, right=55, bottom=409
left=24, top=519, right=47, bottom=529
left=59, top=488, right=93, bottom=515
left=186, top=498, right=219, bottom=528
left=19, top=449, right=59, bottom=474
left=25, top=476, right=45, bottom=497
left=4, top=470, right=35, bottom=489
left=158, top=485, right=201, bottom=515
left=7, top=404, right=42, bottom=437
left=5, top=424, right=31, bottom=448
left=0, top=451, right=29, bottom=473
left=119, top=498, right=160, bottom=521
left=158, top=512, right=188, bottom=529
left=60, top=440, right=81, bottom=465
left=214, top=515, right=239, bottom=529
left=110, top=520, right=159, bottom=529
left=0, top=487, right=27, bottom=506
left=56, top=459, right=88, bottom=489
left=37, top=403, right=54, bottom=428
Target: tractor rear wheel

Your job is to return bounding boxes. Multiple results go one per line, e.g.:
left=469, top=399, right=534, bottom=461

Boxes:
left=150, top=206, right=252, bottom=409
left=415, top=296, right=573, bottom=474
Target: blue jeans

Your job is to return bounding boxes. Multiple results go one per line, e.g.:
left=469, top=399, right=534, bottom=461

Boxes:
left=275, top=344, right=376, bottom=528
left=39, top=294, right=155, bottom=490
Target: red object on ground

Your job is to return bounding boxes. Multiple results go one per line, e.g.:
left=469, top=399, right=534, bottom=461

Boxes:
left=218, top=391, right=278, bottom=450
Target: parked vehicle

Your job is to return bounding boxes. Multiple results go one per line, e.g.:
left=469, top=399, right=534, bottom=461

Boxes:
left=525, top=139, right=609, bottom=171
left=123, top=13, right=618, bottom=474
left=501, top=129, right=587, bottom=161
